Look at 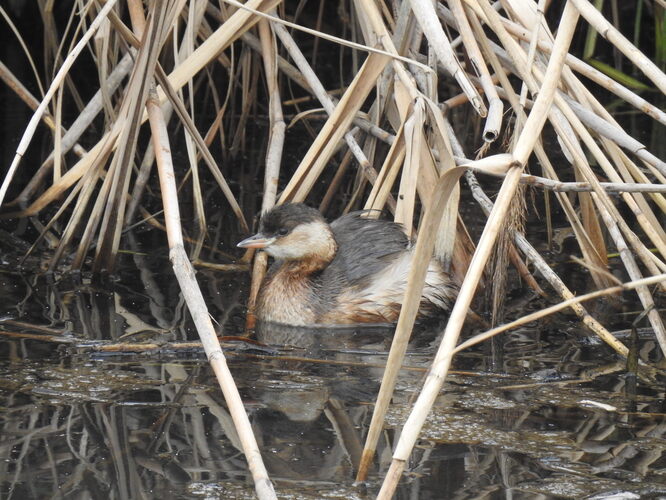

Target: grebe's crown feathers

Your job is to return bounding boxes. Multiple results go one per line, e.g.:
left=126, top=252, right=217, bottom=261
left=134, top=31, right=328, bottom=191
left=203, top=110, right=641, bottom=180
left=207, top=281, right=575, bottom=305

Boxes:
left=260, top=203, right=324, bottom=236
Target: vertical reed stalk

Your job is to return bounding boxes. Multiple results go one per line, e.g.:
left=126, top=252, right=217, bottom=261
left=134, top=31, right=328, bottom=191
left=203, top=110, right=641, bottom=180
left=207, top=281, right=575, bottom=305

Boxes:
left=147, top=86, right=276, bottom=499
left=376, top=4, right=580, bottom=496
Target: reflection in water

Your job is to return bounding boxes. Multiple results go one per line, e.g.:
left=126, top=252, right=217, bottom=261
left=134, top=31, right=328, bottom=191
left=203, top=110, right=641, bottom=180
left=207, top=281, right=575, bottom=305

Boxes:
left=1, top=249, right=666, bottom=498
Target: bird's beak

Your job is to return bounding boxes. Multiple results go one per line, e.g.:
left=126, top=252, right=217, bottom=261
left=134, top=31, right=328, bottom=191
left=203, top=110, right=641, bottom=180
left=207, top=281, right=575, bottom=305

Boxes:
left=237, top=233, right=276, bottom=249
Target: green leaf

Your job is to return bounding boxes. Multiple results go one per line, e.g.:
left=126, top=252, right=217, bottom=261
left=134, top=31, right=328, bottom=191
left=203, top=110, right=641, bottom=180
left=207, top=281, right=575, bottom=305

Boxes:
left=587, top=59, right=653, bottom=91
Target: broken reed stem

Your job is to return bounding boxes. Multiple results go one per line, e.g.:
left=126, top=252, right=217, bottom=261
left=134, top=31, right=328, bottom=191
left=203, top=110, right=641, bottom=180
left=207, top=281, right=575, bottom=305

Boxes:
left=146, top=87, right=276, bottom=500
left=448, top=0, right=502, bottom=141
left=408, top=0, right=485, bottom=116
left=376, top=5, right=580, bottom=496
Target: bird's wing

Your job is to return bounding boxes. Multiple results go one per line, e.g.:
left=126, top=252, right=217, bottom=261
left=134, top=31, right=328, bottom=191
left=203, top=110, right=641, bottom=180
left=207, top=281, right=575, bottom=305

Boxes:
left=325, top=211, right=409, bottom=286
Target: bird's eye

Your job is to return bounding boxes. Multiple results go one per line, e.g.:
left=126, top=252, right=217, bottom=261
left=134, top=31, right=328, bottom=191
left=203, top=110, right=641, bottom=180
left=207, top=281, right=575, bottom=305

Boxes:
left=277, top=228, right=289, bottom=236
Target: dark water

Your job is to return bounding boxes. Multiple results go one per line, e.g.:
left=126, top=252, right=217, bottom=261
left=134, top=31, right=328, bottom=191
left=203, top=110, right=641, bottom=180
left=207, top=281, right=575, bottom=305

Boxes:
left=1, top=231, right=665, bottom=500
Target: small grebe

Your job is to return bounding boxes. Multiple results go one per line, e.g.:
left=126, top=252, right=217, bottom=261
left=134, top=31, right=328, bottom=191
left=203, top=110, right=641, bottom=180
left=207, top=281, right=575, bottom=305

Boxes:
left=237, top=203, right=456, bottom=326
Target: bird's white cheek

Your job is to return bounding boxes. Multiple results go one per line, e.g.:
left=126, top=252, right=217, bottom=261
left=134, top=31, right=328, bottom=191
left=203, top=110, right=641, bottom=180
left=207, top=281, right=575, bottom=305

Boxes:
left=264, top=238, right=310, bottom=259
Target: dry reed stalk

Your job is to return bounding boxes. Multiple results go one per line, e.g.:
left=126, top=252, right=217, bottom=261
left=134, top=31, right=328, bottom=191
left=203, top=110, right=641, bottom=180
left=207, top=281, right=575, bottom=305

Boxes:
left=454, top=272, right=666, bottom=354
left=10, top=52, right=134, bottom=207
left=146, top=86, right=276, bottom=499
left=468, top=7, right=614, bottom=294
left=357, top=164, right=476, bottom=481
left=320, top=149, right=354, bottom=213
left=593, top=193, right=666, bottom=355
left=376, top=5, right=580, bottom=496
left=465, top=170, right=631, bottom=357
left=177, top=0, right=207, bottom=261
left=448, top=0, right=502, bottom=141
left=474, top=1, right=622, bottom=290
left=520, top=176, right=666, bottom=193
left=270, top=18, right=383, bottom=199
left=221, top=0, right=433, bottom=72
left=93, top=1, right=174, bottom=272
left=497, top=17, right=666, bottom=126
left=154, top=65, right=248, bottom=232
left=0, top=0, right=119, bottom=208
left=408, top=0, right=484, bottom=115
left=358, top=0, right=464, bottom=267
left=560, top=89, right=666, bottom=241
left=0, top=61, right=86, bottom=161
left=394, top=93, right=423, bottom=237
left=277, top=52, right=391, bottom=203
left=10, top=0, right=281, bottom=220
left=545, top=76, right=666, bottom=282
left=0, top=5, right=45, bottom=97
left=363, top=124, right=406, bottom=212
left=570, top=0, right=666, bottom=94
left=480, top=1, right=666, bottom=345
left=245, top=17, right=286, bottom=329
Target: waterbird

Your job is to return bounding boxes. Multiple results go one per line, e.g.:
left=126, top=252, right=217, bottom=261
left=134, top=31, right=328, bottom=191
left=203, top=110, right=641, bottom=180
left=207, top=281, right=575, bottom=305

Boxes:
left=238, top=203, right=456, bottom=326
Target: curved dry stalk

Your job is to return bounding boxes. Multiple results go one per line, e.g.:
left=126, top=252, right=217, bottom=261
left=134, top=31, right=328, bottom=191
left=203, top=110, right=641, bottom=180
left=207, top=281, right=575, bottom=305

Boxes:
left=0, top=61, right=86, bottom=161
left=357, top=151, right=513, bottom=480
left=220, top=0, right=434, bottom=73
left=357, top=164, right=473, bottom=481
left=0, top=5, right=46, bottom=99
